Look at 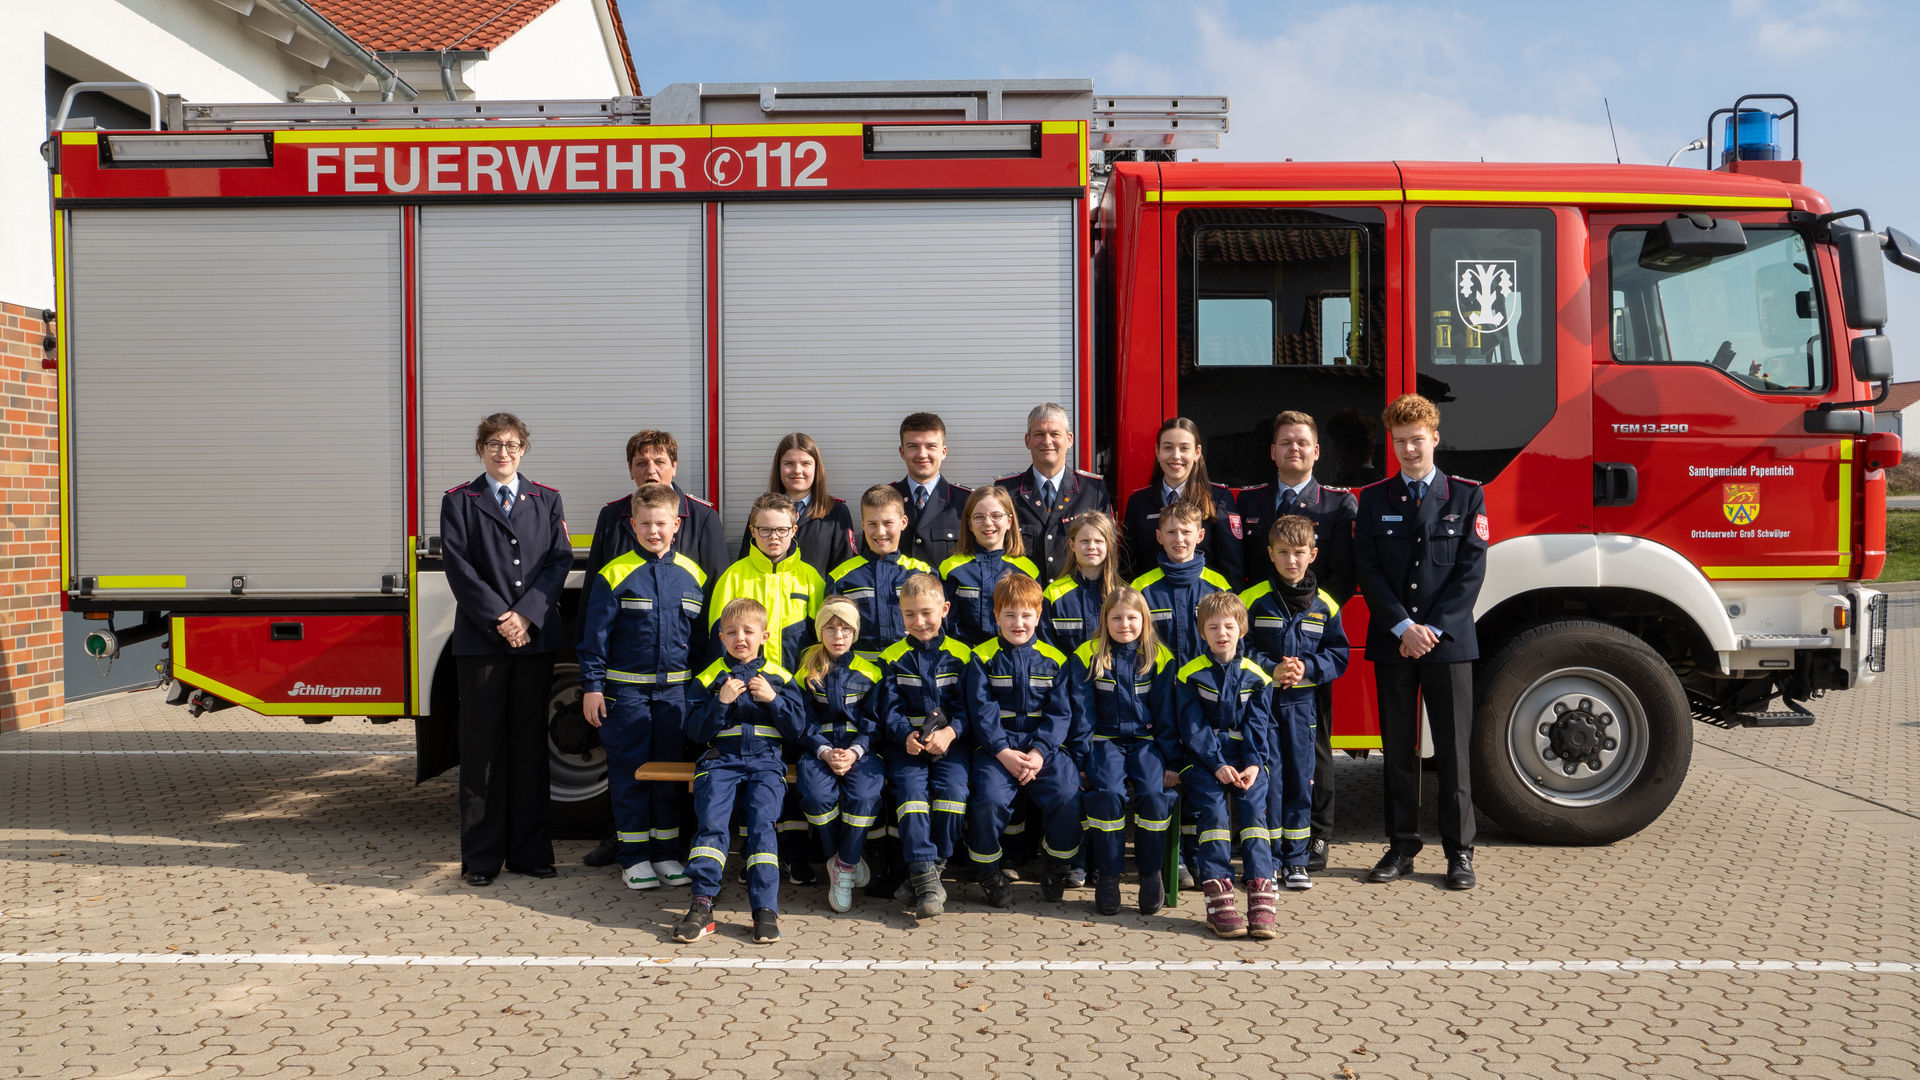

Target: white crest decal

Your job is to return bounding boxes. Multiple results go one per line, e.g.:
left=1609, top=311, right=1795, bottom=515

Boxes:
left=1457, top=260, right=1518, bottom=333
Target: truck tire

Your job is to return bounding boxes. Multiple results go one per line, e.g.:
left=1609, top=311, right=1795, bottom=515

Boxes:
left=1472, top=619, right=1691, bottom=844
left=545, top=659, right=611, bottom=838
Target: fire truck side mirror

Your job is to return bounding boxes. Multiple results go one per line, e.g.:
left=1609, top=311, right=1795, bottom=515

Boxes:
left=1851, top=334, right=1893, bottom=383
left=1832, top=226, right=1889, bottom=330
left=1884, top=227, right=1920, bottom=274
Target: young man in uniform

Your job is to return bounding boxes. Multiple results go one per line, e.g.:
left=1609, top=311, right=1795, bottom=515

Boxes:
left=1233, top=410, right=1358, bottom=870
left=893, top=413, right=972, bottom=572
left=1353, top=394, right=1489, bottom=890
left=996, top=402, right=1111, bottom=585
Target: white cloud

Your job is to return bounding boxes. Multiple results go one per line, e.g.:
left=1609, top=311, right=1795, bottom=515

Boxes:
left=1730, top=0, right=1864, bottom=58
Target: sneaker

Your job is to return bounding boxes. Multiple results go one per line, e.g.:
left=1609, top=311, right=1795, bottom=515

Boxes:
left=622, top=861, right=660, bottom=890
left=828, top=859, right=857, bottom=913
left=1201, top=878, right=1246, bottom=939
left=1093, top=872, right=1122, bottom=916
left=853, top=858, right=872, bottom=888
left=1177, top=862, right=1196, bottom=890
left=980, top=869, right=1014, bottom=909
left=909, top=861, right=947, bottom=918
left=784, top=860, right=818, bottom=887
left=653, top=859, right=690, bottom=887
left=1137, top=873, right=1165, bottom=916
left=751, top=908, right=781, bottom=943
left=894, top=876, right=918, bottom=907
left=1306, top=837, right=1329, bottom=872
left=1245, top=879, right=1278, bottom=940
left=1283, top=865, right=1314, bottom=890
left=673, top=897, right=715, bottom=943
left=1064, top=867, right=1087, bottom=889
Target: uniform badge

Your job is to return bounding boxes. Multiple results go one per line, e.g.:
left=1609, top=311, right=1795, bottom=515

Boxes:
left=1475, top=514, right=1490, bottom=541
left=1227, top=513, right=1243, bottom=540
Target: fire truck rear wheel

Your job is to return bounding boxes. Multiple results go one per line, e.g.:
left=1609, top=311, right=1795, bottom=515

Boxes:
left=545, top=659, right=610, bottom=837
left=1472, top=619, right=1692, bottom=844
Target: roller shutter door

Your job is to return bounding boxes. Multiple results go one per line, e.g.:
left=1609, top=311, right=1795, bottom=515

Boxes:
left=719, top=200, right=1076, bottom=532
left=66, top=208, right=404, bottom=596
left=418, top=205, right=704, bottom=543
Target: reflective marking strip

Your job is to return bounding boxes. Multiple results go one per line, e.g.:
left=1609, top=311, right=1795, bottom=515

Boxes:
left=896, top=801, right=930, bottom=816
left=94, top=575, right=187, bottom=589
left=967, top=845, right=1002, bottom=863
left=1407, top=188, right=1793, bottom=208
left=276, top=125, right=712, bottom=144
left=1199, top=829, right=1233, bottom=844
left=1330, top=736, right=1382, bottom=750
left=1002, top=821, right=1028, bottom=835
left=745, top=853, right=780, bottom=868
left=1083, top=817, right=1126, bottom=832
left=1041, top=840, right=1080, bottom=860
left=616, top=831, right=647, bottom=842
left=842, top=813, right=878, bottom=828
left=1241, top=826, right=1277, bottom=842
left=1146, top=189, right=1401, bottom=204
left=606, top=669, right=692, bottom=684
left=651, top=828, right=680, bottom=840
left=932, top=800, right=967, bottom=814
left=1135, top=816, right=1172, bottom=832
left=5, top=952, right=1915, bottom=974
left=1281, top=827, right=1313, bottom=840
left=805, top=808, right=840, bottom=826
left=688, top=846, right=726, bottom=867
left=774, top=820, right=808, bottom=833
left=750, top=725, right=783, bottom=738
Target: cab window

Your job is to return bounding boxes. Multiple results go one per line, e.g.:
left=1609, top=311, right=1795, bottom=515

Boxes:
left=1609, top=227, right=1828, bottom=393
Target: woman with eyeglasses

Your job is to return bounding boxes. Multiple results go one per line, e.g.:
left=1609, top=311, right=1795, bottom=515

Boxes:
left=938, top=485, right=1041, bottom=647
left=438, top=413, right=573, bottom=888
left=736, top=433, right=858, bottom=580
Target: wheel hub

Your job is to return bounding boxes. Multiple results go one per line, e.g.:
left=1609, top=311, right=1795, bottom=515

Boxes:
left=1538, top=698, right=1618, bottom=775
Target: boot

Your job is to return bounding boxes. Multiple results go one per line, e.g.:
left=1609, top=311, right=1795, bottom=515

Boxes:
left=980, top=869, right=1014, bottom=909
left=1040, top=860, right=1072, bottom=903
left=908, top=861, right=946, bottom=918
left=1137, top=872, right=1165, bottom=916
left=1245, top=878, right=1278, bottom=940
left=1201, top=878, right=1246, bottom=939
left=1094, top=871, right=1122, bottom=916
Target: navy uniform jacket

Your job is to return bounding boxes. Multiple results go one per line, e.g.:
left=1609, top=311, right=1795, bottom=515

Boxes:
left=1130, top=554, right=1232, bottom=666
left=995, top=467, right=1112, bottom=585
left=939, top=549, right=1041, bottom=647
left=828, top=551, right=936, bottom=659
left=686, top=655, right=809, bottom=762
left=893, top=477, right=972, bottom=571
left=1067, top=640, right=1177, bottom=765
left=1353, top=471, right=1489, bottom=664
left=965, top=636, right=1072, bottom=757
left=878, top=634, right=977, bottom=751
left=1175, top=651, right=1277, bottom=773
left=801, top=654, right=887, bottom=755
left=737, top=498, right=858, bottom=581
left=1121, top=482, right=1244, bottom=584
left=1239, top=580, right=1351, bottom=704
left=1233, top=478, right=1358, bottom=599
left=440, top=474, right=572, bottom=656
left=1039, top=574, right=1107, bottom=652
left=585, top=484, right=727, bottom=585
left=575, top=546, right=708, bottom=695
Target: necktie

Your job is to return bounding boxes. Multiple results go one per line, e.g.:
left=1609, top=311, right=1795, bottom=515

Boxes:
left=1409, top=480, right=1426, bottom=506
left=499, top=484, right=514, bottom=514
left=1278, top=488, right=1297, bottom=516
left=1041, top=480, right=1056, bottom=508
left=915, top=485, right=929, bottom=510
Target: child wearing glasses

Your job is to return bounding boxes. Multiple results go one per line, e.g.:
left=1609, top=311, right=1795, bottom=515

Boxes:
left=938, top=485, right=1040, bottom=647
left=709, top=493, right=827, bottom=671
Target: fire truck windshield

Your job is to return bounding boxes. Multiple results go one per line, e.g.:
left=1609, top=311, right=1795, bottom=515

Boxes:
left=1609, top=227, right=1829, bottom=394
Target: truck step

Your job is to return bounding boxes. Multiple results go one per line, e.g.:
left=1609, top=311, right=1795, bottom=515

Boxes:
left=1734, top=699, right=1816, bottom=727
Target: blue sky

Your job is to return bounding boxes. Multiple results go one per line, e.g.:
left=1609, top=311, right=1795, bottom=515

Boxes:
left=617, top=0, right=1920, bottom=379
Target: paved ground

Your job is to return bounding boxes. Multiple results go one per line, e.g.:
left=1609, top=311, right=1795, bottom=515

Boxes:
left=5, top=605, right=1919, bottom=1078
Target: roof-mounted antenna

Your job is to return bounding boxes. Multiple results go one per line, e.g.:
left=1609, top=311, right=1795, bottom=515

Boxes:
left=1604, top=97, right=1622, bottom=164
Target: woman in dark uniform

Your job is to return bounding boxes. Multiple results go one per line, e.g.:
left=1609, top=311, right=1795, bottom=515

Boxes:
left=736, top=431, right=858, bottom=579
left=1120, top=417, right=1244, bottom=583
left=439, top=413, right=573, bottom=887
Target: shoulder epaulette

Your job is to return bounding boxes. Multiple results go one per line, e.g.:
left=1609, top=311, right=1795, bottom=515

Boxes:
left=603, top=494, right=630, bottom=508
left=1074, top=639, right=1098, bottom=665
left=993, top=473, right=1023, bottom=487
left=1452, top=475, right=1482, bottom=485
left=598, top=550, right=643, bottom=589
left=685, top=492, right=715, bottom=508
left=940, top=638, right=973, bottom=663
left=763, top=660, right=795, bottom=684
left=449, top=480, right=474, bottom=495
left=973, top=638, right=1003, bottom=663
left=1154, top=644, right=1175, bottom=673
left=898, top=554, right=934, bottom=574
left=670, top=552, right=708, bottom=588
left=1009, top=556, right=1040, bottom=578
left=829, top=555, right=868, bottom=582
left=1075, top=468, right=1103, bottom=480
left=850, top=656, right=884, bottom=683
left=1200, top=568, right=1230, bottom=590
left=949, top=482, right=975, bottom=495
left=938, top=553, right=971, bottom=578
left=1321, top=484, right=1353, bottom=494
left=1239, top=580, right=1274, bottom=606
left=1033, top=640, right=1067, bottom=665
left=1317, top=589, right=1341, bottom=618
left=1131, top=568, right=1165, bottom=590
left=529, top=480, right=559, bottom=492
left=1239, top=482, right=1272, bottom=494
left=1237, top=657, right=1274, bottom=684
left=696, top=658, right=730, bottom=687
left=1177, top=655, right=1212, bottom=683
left=1043, top=577, right=1079, bottom=603
left=879, top=638, right=913, bottom=664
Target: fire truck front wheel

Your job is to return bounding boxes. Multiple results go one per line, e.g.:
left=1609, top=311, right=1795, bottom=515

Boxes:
left=545, top=659, right=611, bottom=837
left=1472, top=620, right=1693, bottom=844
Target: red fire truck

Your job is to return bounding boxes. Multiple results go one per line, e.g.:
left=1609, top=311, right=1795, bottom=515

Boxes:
left=46, top=81, right=1913, bottom=844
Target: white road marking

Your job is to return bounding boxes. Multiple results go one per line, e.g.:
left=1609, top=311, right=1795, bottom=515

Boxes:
left=1, top=951, right=1914, bottom=975
left=0, top=749, right=413, bottom=756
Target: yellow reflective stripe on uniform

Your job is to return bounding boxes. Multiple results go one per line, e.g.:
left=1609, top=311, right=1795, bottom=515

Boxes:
left=968, top=844, right=1002, bottom=864
left=1042, top=839, right=1081, bottom=860
left=672, top=551, right=707, bottom=588
left=750, top=725, right=784, bottom=738
left=1130, top=568, right=1166, bottom=590
left=1135, top=816, right=1172, bottom=832
left=651, top=827, right=680, bottom=840
left=805, top=807, right=840, bottom=826
left=842, top=812, right=879, bottom=828
left=688, top=846, right=727, bottom=867
left=1083, top=816, right=1126, bottom=832
left=616, top=830, right=647, bottom=842
left=774, top=820, right=809, bottom=833
left=746, top=853, right=780, bottom=868
left=1198, top=829, right=1232, bottom=845
left=1002, top=820, right=1028, bottom=836
left=1032, top=640, right=1067, bottom=665
left=896, top=801, right=930, bottom=817
left=1241, top=826, right=1277, bottom=842
left=1044, top=576, right=1079, bottom=603
left=1317, top=588, right=1340, bottom=619
left=1239, top=580, right=1274, bottom=606
left=931, top=799, right=966, bottom=814
left=715, top=726, right=744, bottom=738
left=1281, top=827, right=1313, bottom=839
left=606, top=669, right=692, bottom=684
left=1177, top=655, right=1211, bottom=683
left=1200, top=568, right=1230, bottom=590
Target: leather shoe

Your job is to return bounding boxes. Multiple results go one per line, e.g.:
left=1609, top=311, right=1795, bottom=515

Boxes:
left=1306, top=837, right=1329, bottom=872
left=511, top=865, right=558, bottom=879
left=582, top=836, right=619, bottom=867
left=463, top=871, right=496, bottom=887
left=1366, top=849, right=1415, bottom=883
left=1446, top=852, right=1476, bottom=890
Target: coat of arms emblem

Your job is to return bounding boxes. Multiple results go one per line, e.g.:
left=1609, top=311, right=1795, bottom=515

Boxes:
left=1457, top=260, right=1518, bottom=333
left=1722, top=483, right=1760, bottom=525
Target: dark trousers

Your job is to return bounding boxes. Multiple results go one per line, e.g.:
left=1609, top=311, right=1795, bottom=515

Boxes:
left=456, top=652, right=557, bottom=875
left=1312, top=683, right=1335, bottom=839
left=1375, top=660, right=1475, bottom=857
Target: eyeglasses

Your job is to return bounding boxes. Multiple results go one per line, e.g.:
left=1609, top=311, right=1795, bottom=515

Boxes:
left=970, top=512, right=1011, bottom=526
left=752, top=525, right=796, bottom=539
left=483, top=440, right=525, bottom=454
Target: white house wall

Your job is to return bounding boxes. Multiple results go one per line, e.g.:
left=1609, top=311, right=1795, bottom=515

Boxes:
left=467, top=0, right=625, bottom=101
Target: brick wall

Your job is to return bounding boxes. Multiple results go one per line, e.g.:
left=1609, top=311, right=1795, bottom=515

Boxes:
left=2, top=300, right=63, bottom=732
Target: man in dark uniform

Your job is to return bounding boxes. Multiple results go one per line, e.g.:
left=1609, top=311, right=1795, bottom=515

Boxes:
left=1353, top=394, right=1488, bottom=890
left=995, top=402, right=1110, bottom=584
left=582, top=429, right=725, bottom=869
left=891, top=412, right=971, bottom=570
left=1234, top=410, right=1358, bottom=870
left=440, top=414, right=574, bottom=887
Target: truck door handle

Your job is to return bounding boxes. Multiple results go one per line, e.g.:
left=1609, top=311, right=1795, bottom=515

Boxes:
left=270, top=622, right=304, bottom=642
left=1594, top=463, right=1637, bottom=507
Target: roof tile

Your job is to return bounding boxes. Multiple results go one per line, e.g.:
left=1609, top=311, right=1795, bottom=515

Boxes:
left=306, top=0, right=565, bottom=53
left=1876, top=380, right=1920, bottom=413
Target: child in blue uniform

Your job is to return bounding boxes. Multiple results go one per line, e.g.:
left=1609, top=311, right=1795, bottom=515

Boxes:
left=831, top=484, right=936, bottom=660
left=675, top=598, right=811, bottom=945
left=963, top=573, right=1079, bottom=907
left=941, top=485, right=1040, bottom=647
left=879, top=572, right=977, bottom=917
left=577, top=483, right=708, bottom=892
left=794, top=596, right=888, bottom=913
left=1041, top=510, right=1121, bottom=651
left=1241, top=515, right=1350, bottom=892
left=1176, top=591, right=1278, bottom=941
left=1069, top=586, right=1177, bottom=916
